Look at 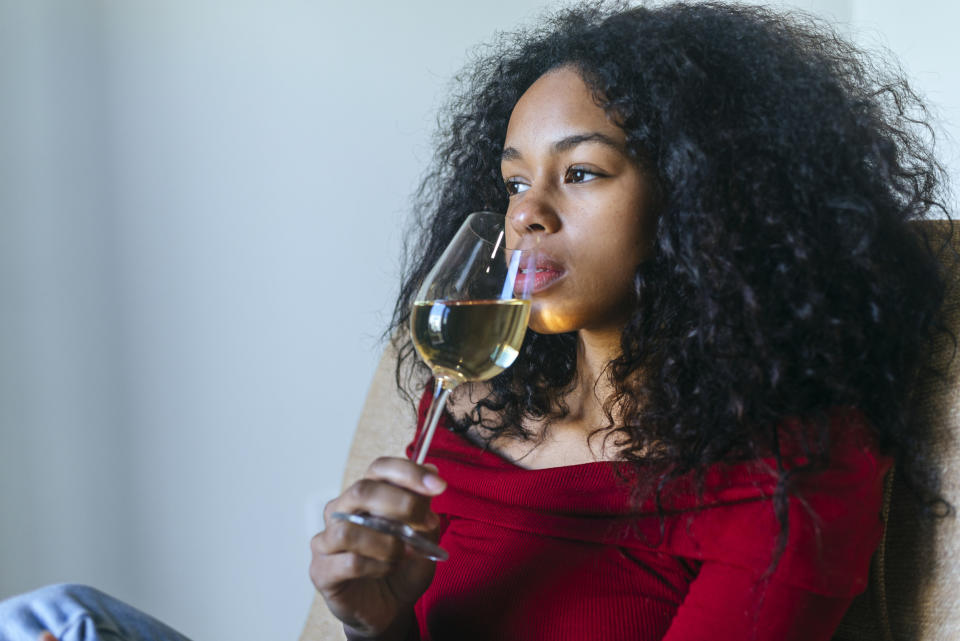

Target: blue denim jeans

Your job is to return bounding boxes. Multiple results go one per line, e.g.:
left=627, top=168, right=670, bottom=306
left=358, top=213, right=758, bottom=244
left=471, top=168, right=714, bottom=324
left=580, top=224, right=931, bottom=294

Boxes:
left=0, top=585, right=193, bottom=641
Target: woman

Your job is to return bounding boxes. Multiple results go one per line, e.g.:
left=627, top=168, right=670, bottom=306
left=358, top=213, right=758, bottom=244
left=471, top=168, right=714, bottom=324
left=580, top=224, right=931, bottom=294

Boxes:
left=1, top=2, right=950, bottom=641
left=311, top=3, right=950, bottom=641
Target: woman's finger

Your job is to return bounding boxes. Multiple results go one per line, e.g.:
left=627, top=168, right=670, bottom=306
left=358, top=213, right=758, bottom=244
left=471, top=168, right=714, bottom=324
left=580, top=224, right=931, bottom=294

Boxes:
left=323, top=480, right=440, bottom=530
left=312, top=521, right=406, bottom=563
left=310, top=549, right=395, bottom=592
left=364, top=457, right=447, bottom=496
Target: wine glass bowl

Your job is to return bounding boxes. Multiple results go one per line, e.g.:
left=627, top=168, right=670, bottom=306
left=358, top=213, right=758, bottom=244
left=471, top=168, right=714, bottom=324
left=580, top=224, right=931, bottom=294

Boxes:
left=408, top=212, right=537, bottom=463
left=409, top=210, right=536, bottom=387
left=331, top=212, right=536, bottom=562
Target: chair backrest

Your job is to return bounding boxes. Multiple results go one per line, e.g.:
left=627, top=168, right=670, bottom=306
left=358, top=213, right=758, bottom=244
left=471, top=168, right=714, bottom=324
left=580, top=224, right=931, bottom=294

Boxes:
left=834, top=219, right=960, bottom=641
left=300, top=220, right=959, bottom=641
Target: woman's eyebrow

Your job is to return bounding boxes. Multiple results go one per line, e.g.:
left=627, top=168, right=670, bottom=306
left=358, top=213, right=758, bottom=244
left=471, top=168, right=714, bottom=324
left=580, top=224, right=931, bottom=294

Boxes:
left=501, top=131, right=624, bottom=163
left=552, top=132, right=623, bottom=153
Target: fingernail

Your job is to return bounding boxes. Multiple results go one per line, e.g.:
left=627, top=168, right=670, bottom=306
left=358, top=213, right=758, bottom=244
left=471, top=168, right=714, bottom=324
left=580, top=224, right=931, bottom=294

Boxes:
left=424, top=474, right=447, bottom=493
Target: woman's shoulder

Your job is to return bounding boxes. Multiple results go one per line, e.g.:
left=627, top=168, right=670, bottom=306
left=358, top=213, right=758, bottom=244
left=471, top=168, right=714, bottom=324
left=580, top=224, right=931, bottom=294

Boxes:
left=657, top=408, right=892, bottom=597
left=661, top=408, right=891, bottom=528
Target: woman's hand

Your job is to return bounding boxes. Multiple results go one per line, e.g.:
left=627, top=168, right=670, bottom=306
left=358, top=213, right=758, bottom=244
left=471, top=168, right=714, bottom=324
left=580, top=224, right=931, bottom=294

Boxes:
left=310, top=457, right=446, bottom=640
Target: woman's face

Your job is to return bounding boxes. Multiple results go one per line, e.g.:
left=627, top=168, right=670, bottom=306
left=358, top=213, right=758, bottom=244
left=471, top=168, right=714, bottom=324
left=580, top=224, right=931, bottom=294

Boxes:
left=502, top=66, right=657, bottom=335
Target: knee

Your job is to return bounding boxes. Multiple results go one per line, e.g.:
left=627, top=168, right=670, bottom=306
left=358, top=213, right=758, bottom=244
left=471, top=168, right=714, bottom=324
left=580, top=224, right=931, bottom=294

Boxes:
left=2, top=583, right=186, bottom=641
left=0, top=583, right=105, bottom=623
left=0, top=583, right=123, bottom=641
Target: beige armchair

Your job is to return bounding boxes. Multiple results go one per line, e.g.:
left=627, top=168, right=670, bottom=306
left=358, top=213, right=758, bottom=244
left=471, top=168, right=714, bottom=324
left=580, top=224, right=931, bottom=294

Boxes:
left=299, top=340, right=416, bottom=641
left=300, top=221, right=959, bottom=641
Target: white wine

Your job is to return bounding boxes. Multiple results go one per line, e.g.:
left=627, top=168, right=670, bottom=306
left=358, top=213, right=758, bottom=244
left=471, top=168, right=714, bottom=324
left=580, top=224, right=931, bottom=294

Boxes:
left=411, top=299, right=530, bottom=384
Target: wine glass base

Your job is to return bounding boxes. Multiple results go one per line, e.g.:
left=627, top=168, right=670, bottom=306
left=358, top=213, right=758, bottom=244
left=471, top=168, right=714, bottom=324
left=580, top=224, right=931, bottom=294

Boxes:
left=330, top=512, right=449, bottom=562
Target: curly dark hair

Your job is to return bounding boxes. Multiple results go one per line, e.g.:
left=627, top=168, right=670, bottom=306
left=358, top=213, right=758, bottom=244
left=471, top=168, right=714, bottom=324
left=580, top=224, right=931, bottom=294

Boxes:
left=389, top=1, right=953, bottom=556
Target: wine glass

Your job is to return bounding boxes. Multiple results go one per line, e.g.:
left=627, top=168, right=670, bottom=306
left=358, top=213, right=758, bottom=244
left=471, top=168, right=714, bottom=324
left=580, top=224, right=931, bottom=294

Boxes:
left=331, top=212, right=537, bottom=561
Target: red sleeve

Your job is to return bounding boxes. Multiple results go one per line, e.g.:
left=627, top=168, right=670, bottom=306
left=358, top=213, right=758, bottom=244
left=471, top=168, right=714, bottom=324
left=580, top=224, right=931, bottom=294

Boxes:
left=660, top=409, right=890, bottom=640
left=662, top=561, right=853, bottom=641
left=656, top=409, right=891, bottom=596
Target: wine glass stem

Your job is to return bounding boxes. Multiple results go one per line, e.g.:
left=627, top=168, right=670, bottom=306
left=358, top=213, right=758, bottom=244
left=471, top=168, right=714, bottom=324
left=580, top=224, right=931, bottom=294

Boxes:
left=414, top=377, right=456, bottom=465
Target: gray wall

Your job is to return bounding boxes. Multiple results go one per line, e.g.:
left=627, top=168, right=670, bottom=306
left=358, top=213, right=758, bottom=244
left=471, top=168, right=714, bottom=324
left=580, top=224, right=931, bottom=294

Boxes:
left=1, top=1, right=956, bottom=640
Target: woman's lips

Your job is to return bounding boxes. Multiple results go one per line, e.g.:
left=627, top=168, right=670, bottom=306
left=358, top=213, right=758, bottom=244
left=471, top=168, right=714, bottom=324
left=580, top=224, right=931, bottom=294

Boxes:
left=514, top=257, right=565, bottom=295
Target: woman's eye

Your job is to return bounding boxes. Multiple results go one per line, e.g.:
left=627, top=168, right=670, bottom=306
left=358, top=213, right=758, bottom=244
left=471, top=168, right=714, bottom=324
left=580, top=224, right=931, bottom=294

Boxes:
left=566, top=167, right=602, bottom=183
left=504, top=179, right=529, bottom=195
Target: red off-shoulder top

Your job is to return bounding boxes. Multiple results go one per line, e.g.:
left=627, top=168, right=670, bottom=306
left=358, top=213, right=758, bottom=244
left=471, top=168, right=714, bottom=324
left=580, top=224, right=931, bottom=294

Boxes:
left=406, top=391, right=891, bottom=641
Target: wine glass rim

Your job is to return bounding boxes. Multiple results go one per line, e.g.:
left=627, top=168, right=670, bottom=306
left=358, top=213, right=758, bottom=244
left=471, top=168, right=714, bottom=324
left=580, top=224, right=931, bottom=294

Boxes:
left=464, top=211, right=534, bottom=252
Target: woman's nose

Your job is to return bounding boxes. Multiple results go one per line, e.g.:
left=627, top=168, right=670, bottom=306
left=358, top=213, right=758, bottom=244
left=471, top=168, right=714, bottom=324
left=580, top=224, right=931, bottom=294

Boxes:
left=507, top=192, right=561, bottom=237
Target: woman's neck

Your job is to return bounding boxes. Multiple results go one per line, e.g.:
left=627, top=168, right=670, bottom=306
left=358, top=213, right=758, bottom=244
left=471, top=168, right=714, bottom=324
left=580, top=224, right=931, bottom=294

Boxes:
left=453, top=327, right=626, bottom=469
left=504, top=328, right=625, bottom=468
left=562, top=328, right=623, bottom=428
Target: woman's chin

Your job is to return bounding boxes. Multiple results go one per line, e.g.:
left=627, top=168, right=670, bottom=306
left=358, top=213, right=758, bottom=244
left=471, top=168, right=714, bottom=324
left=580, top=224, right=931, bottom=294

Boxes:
left=528, top=308, right=577, bottom=335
